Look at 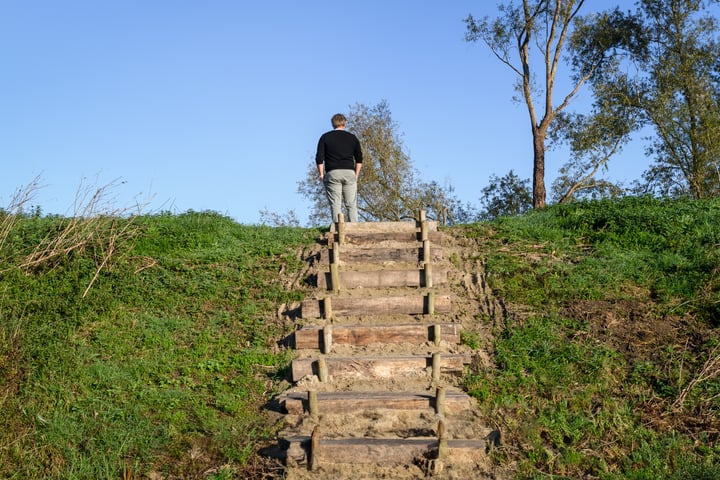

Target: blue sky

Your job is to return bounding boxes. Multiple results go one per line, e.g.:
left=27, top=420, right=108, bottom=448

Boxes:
left=1, top=1, right=647, bottom=224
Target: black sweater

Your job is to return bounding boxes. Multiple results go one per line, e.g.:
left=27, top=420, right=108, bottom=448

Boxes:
left=315, top=129, right=363, bottom=172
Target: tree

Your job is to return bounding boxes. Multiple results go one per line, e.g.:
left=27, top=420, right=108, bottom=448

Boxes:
left=465, top=1, right=588, bottom=209
left=465, top=1, right=645, bottom=209
left=575, top=0, right=720, bottom=198
left=638, top=0, right=720, bottom=198
left=478, top=170, right=532, bottom=219
left=548, top=98, right=634, bottom=203
left=298, top=101, right=468, bottom=225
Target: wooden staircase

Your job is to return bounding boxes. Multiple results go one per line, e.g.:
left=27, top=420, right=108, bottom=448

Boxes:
left=267, top=214, right=492, bottom=478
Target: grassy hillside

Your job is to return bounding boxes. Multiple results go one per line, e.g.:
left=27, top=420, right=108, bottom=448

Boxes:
left=0, top=211, right=318, bottom=479
left=1, top=197, right=719, bottom=479
left=458, top=196, right=720, bottom=479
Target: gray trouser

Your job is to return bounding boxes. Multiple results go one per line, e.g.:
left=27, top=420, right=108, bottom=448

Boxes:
left=324, top=169, right=358, bottom=222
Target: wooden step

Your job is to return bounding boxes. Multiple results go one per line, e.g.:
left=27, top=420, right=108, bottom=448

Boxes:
left=317, top=268, right=447, bottom=290
left=301, top=293, right=451, bottom=318
left=291, top=354, right=471, bottom=382
left=293, top=323, right=462, bottom=349
left=322, top=246, right=443, bottom=265
left=279, top=389, right=474, bottom=415
left=330, top=220, right=438, bottom=234
left=337, top=230, right=443, bottom=246
left=281, top=435, right=486, bottom=466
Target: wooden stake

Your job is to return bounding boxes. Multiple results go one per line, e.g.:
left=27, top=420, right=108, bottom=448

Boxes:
left=425, top=292, right=436, bottom=315
left=310, top=425, right=321, bottom=471
left=308, top=390, right=319, bottom=418
left=336, top=213, right=345, bottom=244
left=317, top=357, right=329, bottom=382
left=322, top=324, right=333, bottom=354
left=424, top=262, right=433, bottom=288
left=423, top=239, right=431, bottom=264
left=433, top=323, right=441, bottom=346
left=435, top=386, right=446, bottom=416
left=437, top=420, right=448, bottom=460
left=421, top=221, right=429, bottom=242
left=331, top=241, right=340, bottom=264
left=323, top=296, right=333, bottom=320
left=432, top=352, right=441, bottom=383
left=329, top=263, right=340, bottom=293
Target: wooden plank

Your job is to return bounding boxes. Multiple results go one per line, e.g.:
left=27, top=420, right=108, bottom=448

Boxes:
left=330, top=221, right=438, bottom=234
left=293, top=323, right=462, bottom=349
left=280, top=390, right=473, bottom=415
left=317, top=268, right=447, bottom=290
left=341, top=231, right=443, bottom=246
left=321, top=246, right=443, bottom=265
left=280, top=436, right=486, bottom=466
left=291, top=354, right=471, bottom=382
left=301, top=294, right=451, bottom=318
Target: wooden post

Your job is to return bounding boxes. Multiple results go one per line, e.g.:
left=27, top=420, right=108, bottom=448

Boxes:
left=332, top=241, right=340, bottom=264
left=323, top=297, right=333, bottom=320
left=423, top=239, right=431, bottom=264
left=437, top=420, right=448, bottom=460
left=420, top=208, right=429, bottom=241
left=435, top=386, right=446, bottom=416
left=322, top=324, right=333, bottom=354
left=310, top=425, right=321, bottom=471
left=336, top=213, right=345, bottom=244
left=308, top=390, right=319, bottom=418
left=317, top=357, right=329, bottom=382
left=329, top=263, right=340, bottom=293
left=421, top=221, right=429, bottom=242
left=424, top=262, right=433, bottom=288
left=425, top=292, right=436, bottom=315
left=433, top=324, right=441, bottom=346
left=432, top=352, right=441, bottom=383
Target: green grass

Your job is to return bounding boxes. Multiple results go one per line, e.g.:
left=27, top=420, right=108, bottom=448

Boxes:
left=457, top=196, right=720, bottom=479
left=0, top=210, right=317, bottom=479
left=2, top=198, right=720, bottom=478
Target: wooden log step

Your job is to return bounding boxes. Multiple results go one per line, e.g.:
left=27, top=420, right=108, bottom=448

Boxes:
left=339, top=231, right=443, bottom=246
left=279, top=390, right=473, bottom=415
left=291, top=354, right=471, bottom=382
left=330, top=220, right=438, bottom=234
left=324, top=246, right=443, bottom=265
left=281, top=435, right=485, bottom=466
left=301, top=294, right=451, bottom=319
left=293, top=323, right=462, bottom=349
left=317, top=268, right=447, bottom=290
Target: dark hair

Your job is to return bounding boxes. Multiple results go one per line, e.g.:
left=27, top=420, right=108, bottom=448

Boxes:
left=331, top=113, right=347, bottom=128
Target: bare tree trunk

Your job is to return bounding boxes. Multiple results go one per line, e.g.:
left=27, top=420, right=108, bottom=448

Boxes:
left=532, top=128, right=546, bottom=209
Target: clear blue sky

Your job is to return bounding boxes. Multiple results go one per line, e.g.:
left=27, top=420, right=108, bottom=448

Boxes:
left=1, top=1, right=645, bottom=224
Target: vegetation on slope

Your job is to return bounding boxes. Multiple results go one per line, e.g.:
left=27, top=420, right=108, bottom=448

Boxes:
left=1, top=197, right=719, bottom=479
left=0, top=210, right=317, bottom=479
left=457, top=196, right=720, bottom=479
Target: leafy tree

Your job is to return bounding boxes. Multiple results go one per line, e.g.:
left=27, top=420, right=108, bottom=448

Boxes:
left=638, top=0, right=720, bottom=198
left=298, top=101, right=468, bottom=225
left=465, top=1, right=642, bottom=209
left=549, top=103, right=633, bottom=203
left=575, top=0, right=720, bottom=198
left=465, top=1, right=587, bottom=210
left=479, top=170, right=532, bottom=219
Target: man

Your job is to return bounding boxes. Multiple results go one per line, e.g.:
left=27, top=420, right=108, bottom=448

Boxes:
left=315, top=113, right=363, bottom=222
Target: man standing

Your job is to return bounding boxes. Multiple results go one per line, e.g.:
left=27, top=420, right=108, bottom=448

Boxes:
left=315, top=113, right=363, bottom=222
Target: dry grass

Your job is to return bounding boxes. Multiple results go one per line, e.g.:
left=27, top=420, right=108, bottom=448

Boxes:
left=2, top=176, right=151, bottom=297
left=674, top=342, right=720, bottom=411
